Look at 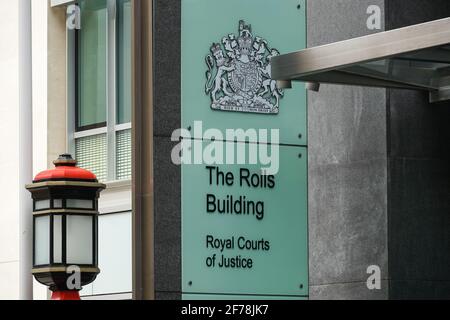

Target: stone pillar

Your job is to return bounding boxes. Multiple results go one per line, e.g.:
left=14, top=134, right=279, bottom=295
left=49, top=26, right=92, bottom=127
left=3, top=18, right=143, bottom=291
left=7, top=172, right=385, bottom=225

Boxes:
left=153, top=0, right=182, bottom=300
left=307, top=0, right=388, bottom=300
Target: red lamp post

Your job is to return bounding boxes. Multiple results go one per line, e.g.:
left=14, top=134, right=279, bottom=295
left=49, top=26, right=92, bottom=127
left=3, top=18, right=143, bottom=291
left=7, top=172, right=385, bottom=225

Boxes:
left=26, top=154, right=105, bottom=300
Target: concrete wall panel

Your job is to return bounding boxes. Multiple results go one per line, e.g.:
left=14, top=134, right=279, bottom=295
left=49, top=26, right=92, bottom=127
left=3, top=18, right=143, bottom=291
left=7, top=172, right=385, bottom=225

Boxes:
left=307, top=0, right=388, bottom=300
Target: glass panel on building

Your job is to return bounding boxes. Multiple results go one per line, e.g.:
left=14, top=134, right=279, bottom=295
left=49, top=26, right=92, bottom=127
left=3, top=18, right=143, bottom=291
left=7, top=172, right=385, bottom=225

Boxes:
left=77, top=0, right=108, bottom=131
left=75, top=133, right=108, bottom=182
left=116, top=129, right=132, bottom=180
left=117, top=0, right=132, bottom=125
left=92, top=212, right=132, bottom=294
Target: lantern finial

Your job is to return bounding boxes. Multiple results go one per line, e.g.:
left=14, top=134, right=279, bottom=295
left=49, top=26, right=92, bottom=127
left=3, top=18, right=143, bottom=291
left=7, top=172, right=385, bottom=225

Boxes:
left=53, top=154, right=77, bottom=167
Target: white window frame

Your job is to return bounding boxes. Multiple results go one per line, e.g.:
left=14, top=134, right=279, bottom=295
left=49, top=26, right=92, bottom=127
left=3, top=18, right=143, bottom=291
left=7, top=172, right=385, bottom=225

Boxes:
left=67, top=0, right=132, bottom=183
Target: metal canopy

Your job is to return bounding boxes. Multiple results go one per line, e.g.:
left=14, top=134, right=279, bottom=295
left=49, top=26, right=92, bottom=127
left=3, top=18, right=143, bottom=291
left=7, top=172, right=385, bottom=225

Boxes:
left=271, top=17, right=450, bottom=103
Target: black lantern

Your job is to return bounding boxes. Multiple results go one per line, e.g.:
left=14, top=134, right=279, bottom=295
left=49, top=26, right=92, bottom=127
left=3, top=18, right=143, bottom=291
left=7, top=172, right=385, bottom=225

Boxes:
left=26, top=154, right=105, bottom=300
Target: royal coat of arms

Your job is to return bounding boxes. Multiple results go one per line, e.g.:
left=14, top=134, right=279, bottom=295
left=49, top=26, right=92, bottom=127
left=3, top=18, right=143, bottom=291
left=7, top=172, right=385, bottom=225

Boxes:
left=205, top=20, right=283, bottom=114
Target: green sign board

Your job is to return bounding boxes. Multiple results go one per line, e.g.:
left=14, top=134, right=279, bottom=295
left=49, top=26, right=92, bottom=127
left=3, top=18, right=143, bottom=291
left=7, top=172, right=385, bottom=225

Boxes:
left=181, top=0, right=308, bottom=299
left=181, top=143, right=308, bottom=298
left=181, top=0, right=307, bottom=146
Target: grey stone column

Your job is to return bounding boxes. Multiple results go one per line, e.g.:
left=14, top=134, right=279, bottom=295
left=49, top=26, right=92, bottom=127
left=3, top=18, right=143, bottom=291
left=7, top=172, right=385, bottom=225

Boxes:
left=307, top=0, right=389, bottom=300
left=308, top=0, right=450, bottom=300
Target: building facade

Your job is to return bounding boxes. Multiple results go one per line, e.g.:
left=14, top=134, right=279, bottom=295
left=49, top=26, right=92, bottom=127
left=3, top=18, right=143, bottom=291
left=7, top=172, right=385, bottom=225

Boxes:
left=0, top=0, right=449, bottom=300
left=1, top=0, right=132, bottom=300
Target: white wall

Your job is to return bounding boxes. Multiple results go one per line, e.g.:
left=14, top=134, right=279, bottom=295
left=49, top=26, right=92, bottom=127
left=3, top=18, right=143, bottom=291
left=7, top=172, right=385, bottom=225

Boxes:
left=0, top=0, right=50, bottom=300
left=31, top=0, right=49, bottom=300
left=0, top=0, right=133, bottom=300
left=0, top=0, right=20, bottom=300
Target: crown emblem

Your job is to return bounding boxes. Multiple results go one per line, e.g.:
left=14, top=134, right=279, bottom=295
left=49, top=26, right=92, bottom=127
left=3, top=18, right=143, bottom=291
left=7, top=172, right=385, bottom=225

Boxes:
left=205, top=20, right=284, bottom=114
left=210, top=43, right=221, bottom=54
left=210, top=43, right=227, bottom=67
left=238, top=21, right=253, bottom=55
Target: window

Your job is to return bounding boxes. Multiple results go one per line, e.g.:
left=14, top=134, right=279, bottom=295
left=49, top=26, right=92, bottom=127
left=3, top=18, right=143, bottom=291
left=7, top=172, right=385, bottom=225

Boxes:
left=72, top=0, right=132, bottom=182
left=77, top=0, right=108, bottom=131
left=117, top=0, right=132, bottom=125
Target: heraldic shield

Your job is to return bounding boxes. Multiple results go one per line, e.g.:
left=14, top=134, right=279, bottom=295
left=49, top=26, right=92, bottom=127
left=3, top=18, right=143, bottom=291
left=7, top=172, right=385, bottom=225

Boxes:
left=205, top=20, right=284, bottom=114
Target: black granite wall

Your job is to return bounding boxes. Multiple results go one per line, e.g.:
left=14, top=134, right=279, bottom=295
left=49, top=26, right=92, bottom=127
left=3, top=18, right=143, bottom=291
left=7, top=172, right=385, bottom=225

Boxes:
left=153, top=0, right=182, bottom=300
left=386, top=0, right=450, bottom=299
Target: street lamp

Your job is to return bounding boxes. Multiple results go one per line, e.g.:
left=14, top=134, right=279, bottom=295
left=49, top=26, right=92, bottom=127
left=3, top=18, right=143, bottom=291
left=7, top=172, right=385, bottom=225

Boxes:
left=26, top=154, right=106, bottom=300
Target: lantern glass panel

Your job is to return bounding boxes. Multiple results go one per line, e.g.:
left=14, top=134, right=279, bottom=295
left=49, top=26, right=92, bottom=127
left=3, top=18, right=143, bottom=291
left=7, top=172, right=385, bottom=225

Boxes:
left=53, top=215, right=63, bottom=263
left=53, top=199, right=63, bottom=209
left=66, top=199, right=94, bottom=210
left=35, top=199, right=50, bottom=211
left=66, top=215, right=93, bottom=265
left=35, top=216, right=50, bottom=266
